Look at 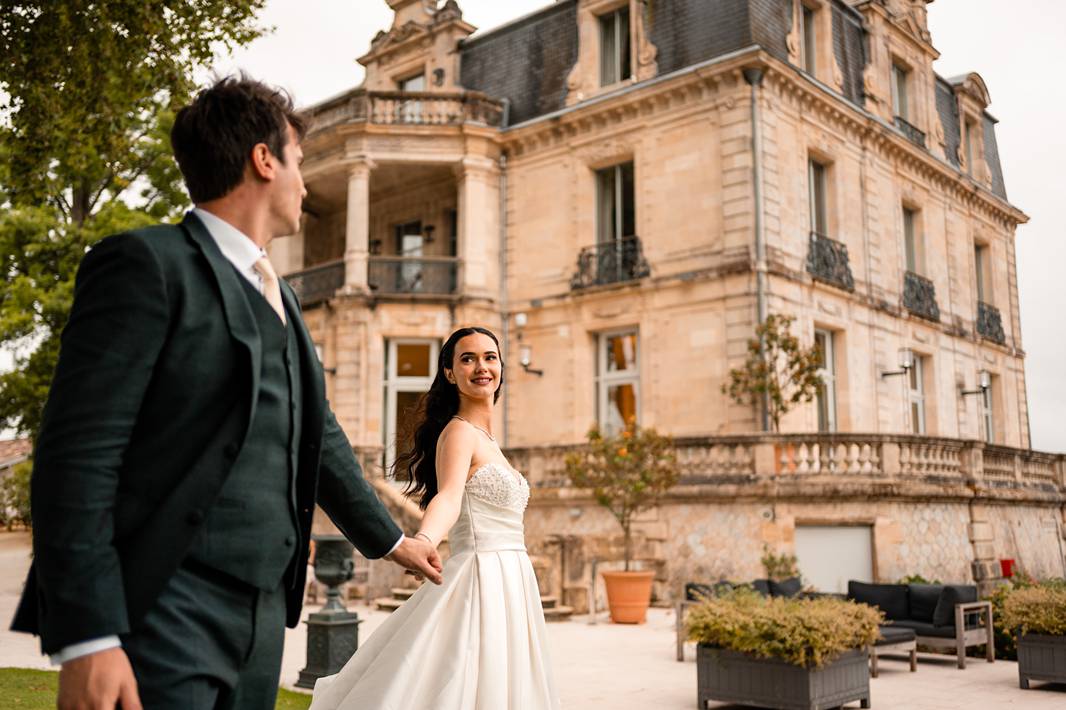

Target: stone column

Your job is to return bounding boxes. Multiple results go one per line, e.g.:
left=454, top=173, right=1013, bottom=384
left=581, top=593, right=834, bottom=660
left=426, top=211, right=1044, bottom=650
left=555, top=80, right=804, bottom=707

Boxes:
left=455, top=157, right=500, bottom=299
left=344, top=159, right=375, bottom=291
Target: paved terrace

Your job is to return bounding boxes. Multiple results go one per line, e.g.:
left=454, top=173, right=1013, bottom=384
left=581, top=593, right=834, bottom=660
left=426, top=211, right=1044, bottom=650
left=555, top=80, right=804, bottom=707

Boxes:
left=2, top=531, right=1062, bottom=708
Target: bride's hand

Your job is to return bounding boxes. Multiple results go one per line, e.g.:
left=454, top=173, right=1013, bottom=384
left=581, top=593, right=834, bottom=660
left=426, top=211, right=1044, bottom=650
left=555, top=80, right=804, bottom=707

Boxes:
left=386, top=535, right=444, bottom=585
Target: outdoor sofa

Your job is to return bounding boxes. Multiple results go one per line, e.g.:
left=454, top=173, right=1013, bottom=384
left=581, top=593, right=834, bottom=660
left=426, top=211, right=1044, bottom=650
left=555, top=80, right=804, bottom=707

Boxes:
left=847, top=580, right=994, bottom=669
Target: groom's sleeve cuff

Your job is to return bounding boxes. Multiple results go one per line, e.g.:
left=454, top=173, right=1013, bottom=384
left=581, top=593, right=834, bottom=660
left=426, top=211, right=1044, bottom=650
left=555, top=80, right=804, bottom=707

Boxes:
left=383, top=533, right=405, bottom=558
left=50, top=636, right=122, bottom=666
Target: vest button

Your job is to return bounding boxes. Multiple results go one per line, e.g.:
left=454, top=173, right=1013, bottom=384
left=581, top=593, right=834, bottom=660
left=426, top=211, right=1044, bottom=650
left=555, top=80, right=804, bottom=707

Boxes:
left=186, top=510, right=205, bottom=525
left=284, top=536, right=295, bottom=547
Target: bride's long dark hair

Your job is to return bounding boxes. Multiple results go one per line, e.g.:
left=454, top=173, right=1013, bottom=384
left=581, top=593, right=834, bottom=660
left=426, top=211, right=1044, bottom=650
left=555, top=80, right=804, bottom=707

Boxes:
left=394, top=326, right=504, bottom=510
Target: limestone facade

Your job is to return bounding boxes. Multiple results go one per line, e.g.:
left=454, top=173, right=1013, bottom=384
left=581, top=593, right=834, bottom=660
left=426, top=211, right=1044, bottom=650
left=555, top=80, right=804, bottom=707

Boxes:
left=272, top=0, right=1065, bottom=602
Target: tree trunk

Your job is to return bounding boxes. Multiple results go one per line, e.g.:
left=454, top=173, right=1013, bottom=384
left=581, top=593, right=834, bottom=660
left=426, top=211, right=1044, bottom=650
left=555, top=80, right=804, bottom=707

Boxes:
left=623, top=522, right=632, bottom=572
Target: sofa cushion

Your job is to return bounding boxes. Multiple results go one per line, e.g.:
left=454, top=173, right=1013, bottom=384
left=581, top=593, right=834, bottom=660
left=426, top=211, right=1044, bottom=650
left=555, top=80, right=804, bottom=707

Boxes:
left=933, top=585, right=978, bottom=627
left=848, top=581, right=909, bottom=621
left=769, top=577, right=803, bottom=598
left=684, top=582, right=716, bottom=602
left=876, top=625, right=917, bottom=645
left=907, top=584, right=941, bottom=623
left=751, top=579, right=771, bottom=597
left=892, top=620, right=958, bottom=639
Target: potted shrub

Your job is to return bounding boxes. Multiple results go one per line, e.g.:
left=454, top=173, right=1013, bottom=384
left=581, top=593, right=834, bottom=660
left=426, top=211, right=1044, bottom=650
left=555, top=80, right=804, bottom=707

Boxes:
left=686, top=590, right=880, bottom=710
left=565, top=421, right=678, bottom=623
left=1001, top=580, right=1066, bottom=689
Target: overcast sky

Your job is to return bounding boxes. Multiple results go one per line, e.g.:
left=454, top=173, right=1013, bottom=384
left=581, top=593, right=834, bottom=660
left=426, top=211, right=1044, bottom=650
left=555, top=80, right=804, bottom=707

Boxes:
left=208, top=0, right=1066, bottom=452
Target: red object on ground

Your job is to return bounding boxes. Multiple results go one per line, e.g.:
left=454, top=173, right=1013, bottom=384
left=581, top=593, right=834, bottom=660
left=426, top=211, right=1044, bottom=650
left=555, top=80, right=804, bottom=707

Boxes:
left=1000, top=559, right=1015, bottom=578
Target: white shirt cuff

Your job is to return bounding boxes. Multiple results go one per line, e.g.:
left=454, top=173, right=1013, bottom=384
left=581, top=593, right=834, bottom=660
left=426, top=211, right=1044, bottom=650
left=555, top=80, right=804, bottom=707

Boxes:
left=383, top=533, right=405, bottom=558
left=50, top=636, right=122, bottom=666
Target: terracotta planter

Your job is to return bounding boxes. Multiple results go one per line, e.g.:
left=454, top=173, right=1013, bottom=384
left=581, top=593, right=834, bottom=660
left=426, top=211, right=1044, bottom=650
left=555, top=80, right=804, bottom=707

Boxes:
left=602, top=570, right=655, bottom=624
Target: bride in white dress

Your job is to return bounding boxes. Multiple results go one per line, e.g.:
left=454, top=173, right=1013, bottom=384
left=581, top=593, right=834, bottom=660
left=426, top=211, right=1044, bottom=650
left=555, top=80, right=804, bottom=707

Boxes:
left=310, top=326, right=560, bottom=710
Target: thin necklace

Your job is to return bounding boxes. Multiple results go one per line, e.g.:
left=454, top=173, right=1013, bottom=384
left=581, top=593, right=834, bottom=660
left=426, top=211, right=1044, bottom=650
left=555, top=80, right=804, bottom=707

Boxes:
left=452, top=414, right=496, bottom=442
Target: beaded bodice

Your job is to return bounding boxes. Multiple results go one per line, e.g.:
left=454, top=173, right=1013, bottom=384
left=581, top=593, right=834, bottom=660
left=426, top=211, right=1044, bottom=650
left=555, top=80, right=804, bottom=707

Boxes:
left=465, top=462, right=530, bottom=513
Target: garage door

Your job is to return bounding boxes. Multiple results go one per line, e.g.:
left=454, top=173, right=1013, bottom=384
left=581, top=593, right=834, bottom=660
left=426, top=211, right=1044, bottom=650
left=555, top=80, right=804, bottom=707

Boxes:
left=794, top=525, right=874, bottom=593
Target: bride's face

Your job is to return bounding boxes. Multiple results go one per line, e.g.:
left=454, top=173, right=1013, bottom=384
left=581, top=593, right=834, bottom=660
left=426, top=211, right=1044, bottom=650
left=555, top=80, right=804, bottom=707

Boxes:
left=445, top=333, right=502, bottom=402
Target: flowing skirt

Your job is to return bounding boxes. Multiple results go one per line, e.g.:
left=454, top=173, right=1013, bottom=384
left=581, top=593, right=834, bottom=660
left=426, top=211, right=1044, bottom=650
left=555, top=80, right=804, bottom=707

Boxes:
left=309, top=548, right=560, bottom=710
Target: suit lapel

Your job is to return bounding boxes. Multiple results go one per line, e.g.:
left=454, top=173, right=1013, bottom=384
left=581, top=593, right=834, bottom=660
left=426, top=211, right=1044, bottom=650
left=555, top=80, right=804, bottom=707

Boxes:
left=280, top=281, right=326, bottom=441
left=180, top=212, right=262, bottom=422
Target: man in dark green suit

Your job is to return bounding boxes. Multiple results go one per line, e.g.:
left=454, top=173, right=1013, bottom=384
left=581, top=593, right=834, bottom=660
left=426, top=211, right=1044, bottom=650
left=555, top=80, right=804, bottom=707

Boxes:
left=10, top=76, right=443, bottom=709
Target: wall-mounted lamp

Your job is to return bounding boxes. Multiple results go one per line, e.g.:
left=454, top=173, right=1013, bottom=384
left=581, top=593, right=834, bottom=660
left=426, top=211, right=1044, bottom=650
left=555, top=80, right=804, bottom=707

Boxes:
left=513, top=312, right=543, bottom=376
left=422, top=224, right=435, bottom=243
left=880, top=348, right=915, bottom=379
left=961, top=370, right=992, bottom=397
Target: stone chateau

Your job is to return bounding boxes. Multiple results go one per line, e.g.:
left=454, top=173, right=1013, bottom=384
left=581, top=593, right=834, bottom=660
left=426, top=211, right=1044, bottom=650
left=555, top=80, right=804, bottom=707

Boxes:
left=269, top=0, right=1066, bottom=606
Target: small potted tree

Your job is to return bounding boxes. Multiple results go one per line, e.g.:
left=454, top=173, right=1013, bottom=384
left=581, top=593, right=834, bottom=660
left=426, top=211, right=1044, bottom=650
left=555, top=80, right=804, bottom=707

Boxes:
left=1001, top=580, right=1066, bottom=689
left=565, top=420, right=678, bottom=623
left=687, top=590, right=880, bottom=709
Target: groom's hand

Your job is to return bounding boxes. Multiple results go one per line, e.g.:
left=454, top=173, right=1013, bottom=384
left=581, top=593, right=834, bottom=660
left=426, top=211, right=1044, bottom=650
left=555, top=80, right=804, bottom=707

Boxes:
left=386, top=536, right=443, bottom=585
left=58, top=647, right=142, bottom=710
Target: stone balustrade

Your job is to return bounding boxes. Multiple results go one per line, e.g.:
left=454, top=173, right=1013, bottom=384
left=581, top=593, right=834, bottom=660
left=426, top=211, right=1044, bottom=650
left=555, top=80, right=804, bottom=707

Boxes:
left=308, top=89, right=506, bottom=133
left=507, top=433, right=1066, bottom=504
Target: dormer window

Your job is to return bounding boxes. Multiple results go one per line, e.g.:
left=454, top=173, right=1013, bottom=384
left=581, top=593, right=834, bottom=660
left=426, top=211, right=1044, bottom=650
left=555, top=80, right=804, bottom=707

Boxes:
left=800, top=4, right=817, bottom=74
left=891, top=63, right=909, bottom=121
left=599, top=6, right=631, bottom=86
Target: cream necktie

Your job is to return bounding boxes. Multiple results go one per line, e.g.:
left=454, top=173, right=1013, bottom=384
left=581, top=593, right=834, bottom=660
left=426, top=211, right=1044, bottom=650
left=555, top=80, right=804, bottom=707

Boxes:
left=253, top=256, right=287, bottom=325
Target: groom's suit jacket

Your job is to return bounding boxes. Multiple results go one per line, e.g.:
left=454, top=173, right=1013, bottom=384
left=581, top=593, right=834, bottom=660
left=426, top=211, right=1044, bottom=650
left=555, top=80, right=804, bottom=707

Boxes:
left=10, top=213, right=402, bottom=654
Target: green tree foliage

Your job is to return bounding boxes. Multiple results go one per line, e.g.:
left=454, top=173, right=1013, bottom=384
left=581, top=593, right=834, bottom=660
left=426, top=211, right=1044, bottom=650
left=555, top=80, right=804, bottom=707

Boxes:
left=1, top=460, right=32, bottom=529
left=721, top=314, right=825, bottom=433
left=760, top=545, right=801, bottom=582
left=0, top=1, right=268, bottom=440
left=565, top=421, right=679, bottom=571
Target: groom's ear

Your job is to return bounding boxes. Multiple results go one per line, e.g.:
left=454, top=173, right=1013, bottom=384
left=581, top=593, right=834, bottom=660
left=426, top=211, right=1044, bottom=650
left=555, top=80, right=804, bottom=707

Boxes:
left=248, top=142, right=277, bottom=182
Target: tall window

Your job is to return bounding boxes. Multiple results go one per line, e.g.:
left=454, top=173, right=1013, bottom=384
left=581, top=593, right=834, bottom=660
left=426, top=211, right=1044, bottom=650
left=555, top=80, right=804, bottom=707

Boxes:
left=891, top=63, right=909, bottom=121
left=800, top=4, right=817, bottom=74
left=599, top=6, right=631, bottom=86
left=398, top=72, right=425, bottom=123
left=981, top=380, right=995, bottom=444
left=597, top=162, right=635, bottom=244
left=384, top=339, right=439, bottom=472
left=597, top=330, right=639, bottom=435
left=974, top=243, right=989, bottom=303
left=808, top=159, right=828, bottom=236
left=814, top=329, right=837, bottom=432
left=964, top=118, right=977, bottom=174
left=908, top=355, right=926, bottom=435
left=903, top=206, right=920, bottom=274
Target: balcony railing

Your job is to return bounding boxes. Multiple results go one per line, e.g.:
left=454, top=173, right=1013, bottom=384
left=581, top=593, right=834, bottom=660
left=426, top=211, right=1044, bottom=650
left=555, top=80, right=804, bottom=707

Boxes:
left=286, top=260, right=344, bottom=305
left=805, top=232, right=855, bottom=292
left=977, top=300, right=1006, bottom=344
left=368, top=256, right=460, bottom=296
left=309, top=89, right=506, bottom=134
left=570, top=236, right=651, bottom=290
left=506, top=434, right=1066, bottom=499
left=893, top=115, right=927, bottom=148
left=903, top=270, right=940, bottom=322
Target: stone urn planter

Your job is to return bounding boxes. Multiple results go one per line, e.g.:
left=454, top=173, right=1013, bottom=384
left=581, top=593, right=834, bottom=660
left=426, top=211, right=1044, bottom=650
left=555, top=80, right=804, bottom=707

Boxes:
left=697, top=645, right=870, bottom=710
left=602, top=569, right=655, bottom=624
left=1017, top=634, right=1066, bottom=689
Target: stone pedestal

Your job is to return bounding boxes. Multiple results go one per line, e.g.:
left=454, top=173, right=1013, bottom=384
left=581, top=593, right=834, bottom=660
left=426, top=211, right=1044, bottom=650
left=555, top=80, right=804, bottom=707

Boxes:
left=296, top=535, right=362, bottom=689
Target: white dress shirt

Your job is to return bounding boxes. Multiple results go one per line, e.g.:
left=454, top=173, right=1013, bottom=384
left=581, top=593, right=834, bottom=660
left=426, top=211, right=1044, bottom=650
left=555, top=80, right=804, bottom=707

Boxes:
left=52, top=209, right=402, bottom=665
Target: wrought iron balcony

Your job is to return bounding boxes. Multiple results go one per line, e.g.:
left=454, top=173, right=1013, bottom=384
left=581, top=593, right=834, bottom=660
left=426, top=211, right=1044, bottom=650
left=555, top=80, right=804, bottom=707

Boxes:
left=805, top=232, right=855, bottom=292
left=570, top=236, right=651, bottom=290
left=893, top=115, right=926, bottom=148
left=903, top=270, right=940, bottom=322
left=977, top=300, right=1006, bottom=344
left=309, top=89, right=506, bottom=134
left=368, top=256, right=460, bottom=296
left=286, top=260, right=344, bottom=305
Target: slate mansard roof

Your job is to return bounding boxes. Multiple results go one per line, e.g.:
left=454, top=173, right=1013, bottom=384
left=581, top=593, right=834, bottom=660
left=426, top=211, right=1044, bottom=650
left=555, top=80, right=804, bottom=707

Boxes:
left=457, top=0, right=1007, bottom=200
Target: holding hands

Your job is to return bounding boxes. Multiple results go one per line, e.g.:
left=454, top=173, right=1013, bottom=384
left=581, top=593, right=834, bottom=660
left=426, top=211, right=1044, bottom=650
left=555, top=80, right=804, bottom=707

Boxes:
left=386, top=535, right=443, bottom=585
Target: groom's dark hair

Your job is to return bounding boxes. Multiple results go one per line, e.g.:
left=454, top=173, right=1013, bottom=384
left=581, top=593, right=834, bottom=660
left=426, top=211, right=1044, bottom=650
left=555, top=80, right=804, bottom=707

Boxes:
left=171, top=74, right=307, bottom=203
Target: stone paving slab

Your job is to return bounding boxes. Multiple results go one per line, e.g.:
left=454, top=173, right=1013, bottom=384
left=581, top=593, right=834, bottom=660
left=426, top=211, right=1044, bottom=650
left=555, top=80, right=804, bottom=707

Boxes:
left=4, top=532, right=1064, bottom=708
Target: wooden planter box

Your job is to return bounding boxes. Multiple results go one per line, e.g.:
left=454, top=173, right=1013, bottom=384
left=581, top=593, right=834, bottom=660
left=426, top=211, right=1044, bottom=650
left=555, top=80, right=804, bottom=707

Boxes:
left=697, top=645, right=870, bottom=710
left=1017, top=633, right=1066, bottom=689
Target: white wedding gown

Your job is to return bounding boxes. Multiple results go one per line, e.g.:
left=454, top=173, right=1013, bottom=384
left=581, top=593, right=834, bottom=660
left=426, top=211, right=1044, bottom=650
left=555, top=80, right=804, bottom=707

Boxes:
left=309, top=462, right=561, bottom=710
